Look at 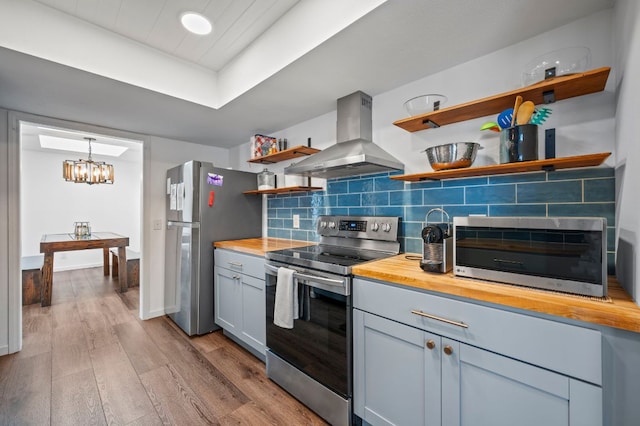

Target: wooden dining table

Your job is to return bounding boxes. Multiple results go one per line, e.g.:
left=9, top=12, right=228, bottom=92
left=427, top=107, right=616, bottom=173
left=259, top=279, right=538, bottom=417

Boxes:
left=40, top=232, right=130, bottom=307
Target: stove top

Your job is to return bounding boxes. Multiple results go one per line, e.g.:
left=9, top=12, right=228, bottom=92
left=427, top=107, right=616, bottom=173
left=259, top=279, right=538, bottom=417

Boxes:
left=266, top=215, right=401, bottom=275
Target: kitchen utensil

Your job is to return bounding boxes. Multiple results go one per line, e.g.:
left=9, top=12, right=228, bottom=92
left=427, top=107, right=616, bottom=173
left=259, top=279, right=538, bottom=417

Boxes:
left=404, top=94, right=447, bottom=116
left=421, top=208, right=452, bottom=273
left=510, top=95, right=523, bottom=127
left=500, top=124, right=538, bottom=163
left=530, top=107, right=552, bottom=125
left=522, top=46, right=591, bottom=86
left=424, top=142, right=480, bottom=171
left=497, top=108, right=514, bottom=129
left=516, top=101, right=535, bottom=125
left=480, top=121, right=501, bottom=132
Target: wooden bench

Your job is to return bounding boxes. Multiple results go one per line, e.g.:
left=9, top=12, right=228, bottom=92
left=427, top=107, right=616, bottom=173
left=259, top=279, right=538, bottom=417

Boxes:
left=21, top=255, right=44, bottom=305
left=110, top=248, right=140, bottom=287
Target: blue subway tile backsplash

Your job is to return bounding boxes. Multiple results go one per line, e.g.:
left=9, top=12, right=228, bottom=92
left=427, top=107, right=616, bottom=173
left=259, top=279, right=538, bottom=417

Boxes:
left=337, top=193, right=361, bottom=206
left=327, top=181, right=349, bottom=194
left=267, top=167, right=616, bottom=272
left=584, top=178, right=615, bottom=202
left=348, top=207, right=376, bottom=216
left=489, top=204, right=547, bottom=217
left=374, top=176, right=404, bottom=191
left=548, top=203, right=615, bottom=224
left=517, top=180, right=582, bottom=203
left=424, top=187, right=465, bottom=205
left=362, top=191, right=389, bottom=206
left=489, top=172, right=547, bottom=184
left=547, top=167, right=614, bottom=180
left=390, top=189, right=423, bottom=206
left=442, top=176, right=488, bottom=187
left=465, top=184, right=516, bottom=204
left=349, top=178, right=374, bottom=193
left=282, top=197, right=299, bottom=208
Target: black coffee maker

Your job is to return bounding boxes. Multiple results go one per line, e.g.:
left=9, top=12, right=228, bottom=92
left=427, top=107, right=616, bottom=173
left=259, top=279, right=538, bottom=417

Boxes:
left=420, top=208, right=453, bottom=273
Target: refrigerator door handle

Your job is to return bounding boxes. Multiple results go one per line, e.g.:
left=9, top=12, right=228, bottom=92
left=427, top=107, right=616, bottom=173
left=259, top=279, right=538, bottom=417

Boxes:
left=168, top=221, right=200, bottom=228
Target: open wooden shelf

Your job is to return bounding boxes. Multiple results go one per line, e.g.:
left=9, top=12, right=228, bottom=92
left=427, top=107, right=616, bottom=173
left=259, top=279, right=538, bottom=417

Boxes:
left=243, top=186, right=324, bottom=195
left=390, top=152, right=611, bottom=182
left=248, top=145, right=320, bottom=164
left=393, top=67, right=611, bottom=133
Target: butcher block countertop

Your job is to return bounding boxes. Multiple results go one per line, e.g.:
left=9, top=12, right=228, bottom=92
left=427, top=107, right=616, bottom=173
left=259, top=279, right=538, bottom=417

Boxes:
left=352, top=254, right=640, bottom=334
left=213, top=237, right=314, bottom=257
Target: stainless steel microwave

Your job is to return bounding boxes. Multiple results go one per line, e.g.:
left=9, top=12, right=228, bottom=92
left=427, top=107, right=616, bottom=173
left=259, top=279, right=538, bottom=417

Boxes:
left=453, top=216, right=608, bottom=297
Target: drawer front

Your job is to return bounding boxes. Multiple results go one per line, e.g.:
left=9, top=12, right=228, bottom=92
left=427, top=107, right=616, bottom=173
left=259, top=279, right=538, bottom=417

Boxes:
left=354, top=278, right=602, bottom=385
left=214, top=249, right=265, bottom=279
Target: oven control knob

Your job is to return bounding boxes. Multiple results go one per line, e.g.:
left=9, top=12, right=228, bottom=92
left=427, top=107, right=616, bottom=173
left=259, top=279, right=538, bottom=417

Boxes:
left=320, top=221, right=327, bottom=228
left=382, top=223, right=392, bottom=232
left=329, top=221, right=336, bottom=229
left=371, top=222, right=379, bottom=232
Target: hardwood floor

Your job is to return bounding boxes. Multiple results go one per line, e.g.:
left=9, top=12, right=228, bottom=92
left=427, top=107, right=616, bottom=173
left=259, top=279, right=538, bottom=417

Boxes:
left=0, top=267, right=327, bottom=425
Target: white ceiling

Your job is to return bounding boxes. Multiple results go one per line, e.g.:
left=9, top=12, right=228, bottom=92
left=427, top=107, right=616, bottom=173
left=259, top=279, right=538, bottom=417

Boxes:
left=20, top=121, right=143, bottom=162
left=32, top=0, right=300, bottom=72
left=0, top=0, right=615, bottom=150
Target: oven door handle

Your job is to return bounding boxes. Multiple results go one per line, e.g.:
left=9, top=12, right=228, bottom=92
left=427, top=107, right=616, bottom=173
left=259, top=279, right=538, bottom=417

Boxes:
left=296, top=271, right=346, bottom=287
left=265, top=263, right=348, bottom=291
left=265, top=263, right=280, bottom=279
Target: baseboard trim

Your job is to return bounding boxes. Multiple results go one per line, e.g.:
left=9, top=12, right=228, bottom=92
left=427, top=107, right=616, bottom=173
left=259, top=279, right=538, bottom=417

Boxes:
left=53, top=262, right=103, bottom=272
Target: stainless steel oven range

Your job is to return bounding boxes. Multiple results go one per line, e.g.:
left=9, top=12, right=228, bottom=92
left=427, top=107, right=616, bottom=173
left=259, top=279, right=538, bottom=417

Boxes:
left=264, top=215, right=400, bottom=426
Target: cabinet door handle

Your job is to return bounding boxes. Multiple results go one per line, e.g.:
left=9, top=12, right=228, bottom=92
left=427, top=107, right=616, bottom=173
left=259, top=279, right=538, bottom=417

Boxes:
left=443, top=345, right=454, bottom=356
left=426, top=340, right=436, bottom=350
left=228, top=262, right=243, bottom=267
left=232, top=275, right=240, bottom=280
left=411, top=310, right=469, bottom=329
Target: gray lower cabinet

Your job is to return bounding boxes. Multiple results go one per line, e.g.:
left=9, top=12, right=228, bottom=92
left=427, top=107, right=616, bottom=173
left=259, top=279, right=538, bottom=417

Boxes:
left=214, top=249, right=265, bottom=358
left=353, top=278, right=603, bottom=426
left=354, top=310, right=439, bottom=425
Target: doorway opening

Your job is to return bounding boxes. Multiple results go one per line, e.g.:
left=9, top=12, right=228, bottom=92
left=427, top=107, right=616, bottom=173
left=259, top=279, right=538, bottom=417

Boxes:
left=16, top=115, right=144, bottom=340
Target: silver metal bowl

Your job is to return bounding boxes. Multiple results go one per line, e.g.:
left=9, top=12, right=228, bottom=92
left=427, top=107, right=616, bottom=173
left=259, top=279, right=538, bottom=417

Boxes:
left=425, top=142, right=480, bottom=171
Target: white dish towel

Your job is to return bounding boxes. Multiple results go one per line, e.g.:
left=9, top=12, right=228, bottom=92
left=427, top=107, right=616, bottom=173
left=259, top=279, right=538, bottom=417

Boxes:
left=274, top=267, right=298, bottom=329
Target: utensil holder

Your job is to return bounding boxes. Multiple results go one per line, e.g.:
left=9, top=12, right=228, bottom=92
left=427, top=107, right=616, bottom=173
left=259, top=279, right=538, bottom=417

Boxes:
left=500, top=124, right=538, bottom=163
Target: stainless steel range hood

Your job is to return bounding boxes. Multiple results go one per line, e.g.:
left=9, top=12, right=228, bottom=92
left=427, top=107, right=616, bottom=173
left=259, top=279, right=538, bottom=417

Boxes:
left=284, top=91, right=404, bottom=179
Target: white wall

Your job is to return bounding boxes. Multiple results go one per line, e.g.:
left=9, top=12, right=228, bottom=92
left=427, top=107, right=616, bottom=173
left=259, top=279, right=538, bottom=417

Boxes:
left=0, top=0, right=219, bottom=108
left=229, top=10, right=618, bottom=254
left=374, top=9, right=615, bottom=173
left=613, top=0, right=640, bottom=301
left=227, top=116, right=333, bottom=237
left=20, top=148, right=142, bottom=270
left=144, top=136, right=230, bottom=318
left=230, top=10, right=615, bottom=176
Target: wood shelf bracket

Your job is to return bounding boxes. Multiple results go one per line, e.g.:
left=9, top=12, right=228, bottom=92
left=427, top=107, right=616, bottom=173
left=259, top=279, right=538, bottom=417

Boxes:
left=423, top=119, right=440, bottom=128
left=543, top=89, right=556, bottom=103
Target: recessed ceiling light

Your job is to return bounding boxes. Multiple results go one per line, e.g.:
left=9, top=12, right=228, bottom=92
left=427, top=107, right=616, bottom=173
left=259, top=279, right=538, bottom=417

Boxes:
left=180, top=12, right=212, bottom=35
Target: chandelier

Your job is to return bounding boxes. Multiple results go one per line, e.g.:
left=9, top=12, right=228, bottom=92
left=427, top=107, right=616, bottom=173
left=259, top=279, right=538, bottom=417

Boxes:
left=62, top=137, right=114, bottom=184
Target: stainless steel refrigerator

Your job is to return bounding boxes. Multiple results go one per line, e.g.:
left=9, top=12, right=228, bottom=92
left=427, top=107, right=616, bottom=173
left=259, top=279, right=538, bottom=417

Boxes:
left=164, top=161, right=262, bottom=335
